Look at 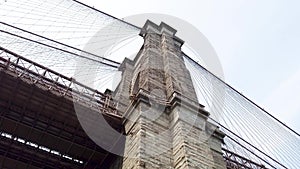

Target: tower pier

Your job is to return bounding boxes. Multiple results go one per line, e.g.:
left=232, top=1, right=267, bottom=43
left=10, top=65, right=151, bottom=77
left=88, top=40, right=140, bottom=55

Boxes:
left=113, top=20, right=226, bottom=169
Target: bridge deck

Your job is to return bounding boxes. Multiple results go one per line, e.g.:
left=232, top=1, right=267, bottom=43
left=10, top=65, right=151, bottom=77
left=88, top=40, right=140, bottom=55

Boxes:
left=0, top=50, right=123, bottom=168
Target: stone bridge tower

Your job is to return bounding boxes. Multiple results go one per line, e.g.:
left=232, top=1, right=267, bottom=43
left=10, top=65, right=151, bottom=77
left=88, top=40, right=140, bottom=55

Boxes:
left=113, top=20, right=226, bottom=169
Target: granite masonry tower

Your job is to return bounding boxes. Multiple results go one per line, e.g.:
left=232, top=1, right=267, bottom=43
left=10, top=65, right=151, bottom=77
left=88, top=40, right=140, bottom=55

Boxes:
left=113, top=20, right=226, bottom=169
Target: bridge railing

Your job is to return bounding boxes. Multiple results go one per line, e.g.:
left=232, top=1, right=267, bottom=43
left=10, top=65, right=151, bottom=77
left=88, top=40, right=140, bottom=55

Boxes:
left=222, top=148, right=268, bottom=169
left=0, top=46, right=119, bottom=117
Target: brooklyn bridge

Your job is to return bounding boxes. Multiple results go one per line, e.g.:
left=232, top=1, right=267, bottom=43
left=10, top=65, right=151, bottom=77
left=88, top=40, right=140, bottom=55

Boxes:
left=0, top=0, right=299, bottom=169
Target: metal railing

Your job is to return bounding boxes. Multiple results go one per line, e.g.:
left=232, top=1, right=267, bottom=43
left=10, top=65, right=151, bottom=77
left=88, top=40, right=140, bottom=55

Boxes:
left=223, top=148, right=268, bottom=169
left=0, top=46, right=119, bottom=117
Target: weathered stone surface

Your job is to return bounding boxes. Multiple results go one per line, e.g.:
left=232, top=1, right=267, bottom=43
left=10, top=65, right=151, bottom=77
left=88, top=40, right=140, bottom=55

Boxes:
left=113, top=20, right=226, bottom=169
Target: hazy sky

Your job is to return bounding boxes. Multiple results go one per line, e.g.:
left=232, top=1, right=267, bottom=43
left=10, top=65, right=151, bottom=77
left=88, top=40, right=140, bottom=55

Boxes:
left=78, top=0, right=300, bottom=133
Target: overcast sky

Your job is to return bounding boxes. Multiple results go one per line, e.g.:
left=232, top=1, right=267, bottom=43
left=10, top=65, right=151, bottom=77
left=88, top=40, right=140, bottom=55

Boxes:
left=78, top=0, right=300, bottom=133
